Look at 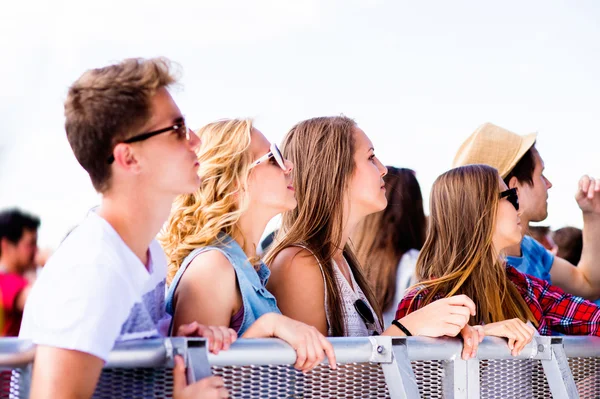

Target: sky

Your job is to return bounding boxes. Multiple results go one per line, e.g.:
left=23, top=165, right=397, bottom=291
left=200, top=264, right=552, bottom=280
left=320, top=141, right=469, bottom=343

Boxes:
left=1, top=0, right=599, bottom=249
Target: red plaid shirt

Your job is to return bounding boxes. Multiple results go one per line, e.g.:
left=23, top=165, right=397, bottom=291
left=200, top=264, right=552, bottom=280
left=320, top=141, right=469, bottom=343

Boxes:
left=395, top=265, right=600, bottom=336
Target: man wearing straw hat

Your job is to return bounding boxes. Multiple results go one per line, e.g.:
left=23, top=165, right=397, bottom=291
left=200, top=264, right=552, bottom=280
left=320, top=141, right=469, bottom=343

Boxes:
left=453, top=122, right=600, bottom=301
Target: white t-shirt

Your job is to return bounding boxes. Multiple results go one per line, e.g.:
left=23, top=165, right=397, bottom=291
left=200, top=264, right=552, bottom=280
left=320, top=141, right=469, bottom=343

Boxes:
left=19, top=211, right=171, bottom=362
left=382, top=249, right=420, bottom=327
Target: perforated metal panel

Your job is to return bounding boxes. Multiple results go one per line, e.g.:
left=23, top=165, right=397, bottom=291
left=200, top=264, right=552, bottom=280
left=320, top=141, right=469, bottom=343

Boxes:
left=411, top=360, right=444, bottom=398
left=569, top=357, right=600, bottom=399
left=212, top=363, right=390, bottom=399
left=92, top=363, right=390, bottom=399
left=93, top=368, right=173, bottom=399
left=478, top=359, right=551, bottom=399
left=0, top=369, right=24, bottom=399
left=411, top=359, right=554, bottom=399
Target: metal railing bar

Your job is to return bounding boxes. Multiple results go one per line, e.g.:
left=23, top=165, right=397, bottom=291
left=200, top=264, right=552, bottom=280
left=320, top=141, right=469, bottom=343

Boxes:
left=405, top=336, right=549, bottom=360
left=562, top=336, right=600, bottom=358
left=0, top=339, right=35, bottom=367
left=207, top=337, right=379, bottom=366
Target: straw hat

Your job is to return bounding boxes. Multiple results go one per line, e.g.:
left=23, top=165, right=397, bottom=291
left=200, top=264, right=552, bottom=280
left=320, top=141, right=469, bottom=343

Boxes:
left=453, top=122, right=537, bottom=178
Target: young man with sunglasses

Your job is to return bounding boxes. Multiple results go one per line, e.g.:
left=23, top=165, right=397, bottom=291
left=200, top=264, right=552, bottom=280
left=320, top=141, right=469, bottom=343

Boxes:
left=19, top=58, right=232, bottom=399
left=454, top=122, right=600, bottom=303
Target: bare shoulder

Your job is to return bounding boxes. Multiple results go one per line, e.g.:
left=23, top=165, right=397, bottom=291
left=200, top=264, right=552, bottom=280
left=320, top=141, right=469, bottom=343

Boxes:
left=172, top=249, right=239, bottom=330
left=267, top=246, right=328, bottom=334
left=186, top=249, right=235, bottom=277
left=270, top=247, right=322, bottom=277
left=178, top=249, right=236, bottom=290
left=269, top=246, right=324, bottom=287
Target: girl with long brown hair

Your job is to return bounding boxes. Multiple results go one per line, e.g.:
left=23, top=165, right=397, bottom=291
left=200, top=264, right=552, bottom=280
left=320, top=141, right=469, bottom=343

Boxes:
left=397, top=164, right=600, bottom=356
left=353, top=167, right=426, bottom=326
left=266, top=117, right=482, bottom=356
left=161, top=119, right=337, bottom=372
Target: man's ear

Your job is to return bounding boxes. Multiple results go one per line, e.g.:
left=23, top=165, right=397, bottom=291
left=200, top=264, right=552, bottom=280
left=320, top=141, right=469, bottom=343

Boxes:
left=0, top=237, right=11, bottom=254
left=112, top=144, right=140, bottom=170
left=508, top=176, right=520, bottom=190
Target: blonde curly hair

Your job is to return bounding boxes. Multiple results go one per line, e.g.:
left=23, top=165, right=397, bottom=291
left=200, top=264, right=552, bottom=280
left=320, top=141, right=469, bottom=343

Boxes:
left=160, top=118, right=254, bottom=284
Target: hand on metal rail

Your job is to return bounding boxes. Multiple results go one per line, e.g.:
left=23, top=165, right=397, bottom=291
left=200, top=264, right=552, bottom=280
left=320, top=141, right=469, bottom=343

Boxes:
left=243, top=313, right=338, bottom=373
left=173, top=355, right=229, bottom=398
left=460, top=324, right=485, bottom=360
left=176, top=321, right=238, bottom=354
left=482, top=318, right=536, bottom=356
left=398, top=294, right=476, bottom=337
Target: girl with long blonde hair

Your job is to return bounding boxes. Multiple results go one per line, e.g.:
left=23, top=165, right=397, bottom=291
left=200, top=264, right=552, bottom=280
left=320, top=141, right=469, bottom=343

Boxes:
left=161, top=119, right=336, bottom=372
left=397, top=164, right=600, bottom=356
left=266, top=116, right=483, bottom=358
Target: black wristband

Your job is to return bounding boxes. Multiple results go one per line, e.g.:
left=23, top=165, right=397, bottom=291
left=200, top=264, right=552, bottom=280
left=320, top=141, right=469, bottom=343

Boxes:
left=392, top=320, right=412, bottom=336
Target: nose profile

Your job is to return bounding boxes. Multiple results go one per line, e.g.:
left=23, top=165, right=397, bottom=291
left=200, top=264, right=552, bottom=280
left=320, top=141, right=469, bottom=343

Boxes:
left=188, top=129, right=201, bottom=150
left=379, top=160, right=388, bottom=177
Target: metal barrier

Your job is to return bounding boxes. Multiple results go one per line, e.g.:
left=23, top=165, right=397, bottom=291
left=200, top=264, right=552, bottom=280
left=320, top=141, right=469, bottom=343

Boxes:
left=2, top=336, right=600, bottom=398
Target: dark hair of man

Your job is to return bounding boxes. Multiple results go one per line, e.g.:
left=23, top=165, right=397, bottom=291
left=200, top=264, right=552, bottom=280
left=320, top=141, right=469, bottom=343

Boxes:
left=503, top=144, right=537, bottom=186
left=0, top=208, right=40, bottom=256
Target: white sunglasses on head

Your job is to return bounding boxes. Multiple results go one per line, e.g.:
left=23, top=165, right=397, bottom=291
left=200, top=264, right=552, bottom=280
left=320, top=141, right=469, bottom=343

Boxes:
left=249, top=143, right=287, bottom=171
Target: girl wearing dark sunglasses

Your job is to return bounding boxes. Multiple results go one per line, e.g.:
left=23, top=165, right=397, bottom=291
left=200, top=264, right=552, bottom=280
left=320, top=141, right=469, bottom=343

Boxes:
left=161, top=118, right=337, bottom=373
left=397, top=164, right=600, bottom=356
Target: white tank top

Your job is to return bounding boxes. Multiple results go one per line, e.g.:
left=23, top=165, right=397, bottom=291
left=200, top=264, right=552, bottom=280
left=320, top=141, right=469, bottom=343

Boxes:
left=294, top=245, right=382, bottom=337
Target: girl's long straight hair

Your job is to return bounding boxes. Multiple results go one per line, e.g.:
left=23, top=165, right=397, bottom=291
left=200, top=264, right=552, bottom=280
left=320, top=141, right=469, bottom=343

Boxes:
left=410, top=164, right=537, bottom=326
left=265, top=116, right=382, bottom=336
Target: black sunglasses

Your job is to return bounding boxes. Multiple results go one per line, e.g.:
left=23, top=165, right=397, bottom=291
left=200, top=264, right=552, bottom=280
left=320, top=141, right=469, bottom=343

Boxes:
left=500, top=188, right=519, bottom=211
left=354, top=299, right=379, bottom=336
left=107, top=121, right=190, bottom=164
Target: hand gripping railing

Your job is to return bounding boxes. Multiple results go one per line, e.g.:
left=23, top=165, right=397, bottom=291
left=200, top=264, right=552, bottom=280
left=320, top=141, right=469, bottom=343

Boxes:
left=2, top=336, right=600, bottom=398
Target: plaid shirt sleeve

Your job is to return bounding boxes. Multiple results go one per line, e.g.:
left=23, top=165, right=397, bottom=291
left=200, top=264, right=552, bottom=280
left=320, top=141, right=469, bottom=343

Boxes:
left=507, top=266, right=600, bottom=335
left=395, top=287, right=428, bottom=321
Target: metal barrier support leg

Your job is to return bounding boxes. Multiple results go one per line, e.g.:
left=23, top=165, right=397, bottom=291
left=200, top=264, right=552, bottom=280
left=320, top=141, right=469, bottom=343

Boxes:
left=168, top=338, right=213, bottom=384
left=186, top=339, right=212, bottom=383
left=442, top=358, right=480, bottom=399
left=381, top=338, right=422, bottom=399
left=540, top=338, right=579, bottom=399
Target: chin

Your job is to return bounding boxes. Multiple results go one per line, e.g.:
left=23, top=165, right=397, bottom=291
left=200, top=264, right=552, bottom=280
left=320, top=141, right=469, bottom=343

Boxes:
left=534, top=209, right=549, bottom=223
left=512, top=234, right=522, bottom=245
left=285, top=198, right=298, bottom=211
left=183, top=181, right=201, bottom=195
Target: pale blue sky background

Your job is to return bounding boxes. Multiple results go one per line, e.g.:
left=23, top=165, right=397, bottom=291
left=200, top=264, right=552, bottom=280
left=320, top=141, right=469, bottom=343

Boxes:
left=1, top=0, right=599, bottom=248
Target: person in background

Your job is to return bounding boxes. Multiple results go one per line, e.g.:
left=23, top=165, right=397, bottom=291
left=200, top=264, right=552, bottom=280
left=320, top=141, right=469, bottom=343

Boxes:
left=453, top=122, right=600, bottom=301
left=352, top=167, right=426, bottom=326
left=0, top=208, right=39, bottom=336
left=397, top=165, right=600, bottom=356
left=527, top=225, right=557, bottom=253
left=553, top=227, right=583, bottom=269
left=266, top=116, right=483, bottom=360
